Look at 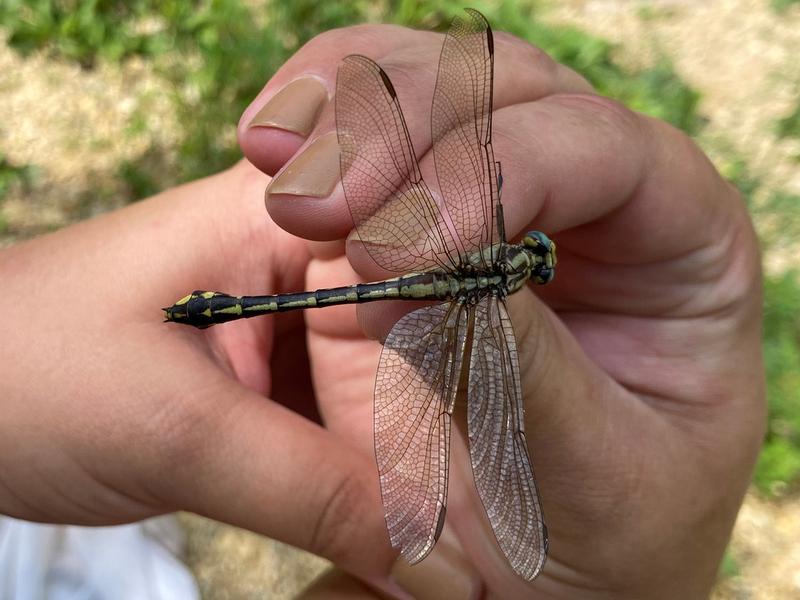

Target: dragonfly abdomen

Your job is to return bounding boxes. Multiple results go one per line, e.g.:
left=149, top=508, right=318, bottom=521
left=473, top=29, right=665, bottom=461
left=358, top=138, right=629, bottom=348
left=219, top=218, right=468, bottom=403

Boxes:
left=162, top=272, right=475, bottom=329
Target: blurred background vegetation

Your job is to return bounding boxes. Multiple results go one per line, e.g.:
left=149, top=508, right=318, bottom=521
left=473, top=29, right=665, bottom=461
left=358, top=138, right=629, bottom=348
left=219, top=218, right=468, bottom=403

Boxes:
left=0, top=0, right=798, bottom=597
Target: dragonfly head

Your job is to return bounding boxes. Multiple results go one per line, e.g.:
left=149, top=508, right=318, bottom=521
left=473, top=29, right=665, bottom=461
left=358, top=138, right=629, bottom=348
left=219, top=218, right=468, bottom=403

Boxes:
left=522, top=231, right=557, bottom=285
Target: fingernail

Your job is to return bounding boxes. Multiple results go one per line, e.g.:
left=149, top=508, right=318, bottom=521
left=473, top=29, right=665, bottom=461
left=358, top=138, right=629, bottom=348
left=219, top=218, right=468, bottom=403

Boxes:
left=248, top=77, right=328, bottom=137
left=266, top=132, right=339, bottom=199
left=389, top=543, right=483, bottom=600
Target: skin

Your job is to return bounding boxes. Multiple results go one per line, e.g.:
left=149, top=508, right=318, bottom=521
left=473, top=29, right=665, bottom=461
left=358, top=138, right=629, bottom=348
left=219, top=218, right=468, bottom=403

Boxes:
left=0, top=22, right=764, bottom=600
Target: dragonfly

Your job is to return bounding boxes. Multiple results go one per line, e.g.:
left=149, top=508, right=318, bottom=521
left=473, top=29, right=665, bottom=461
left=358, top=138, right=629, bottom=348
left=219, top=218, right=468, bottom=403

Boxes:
left=164, top=8, right=554, bottom=581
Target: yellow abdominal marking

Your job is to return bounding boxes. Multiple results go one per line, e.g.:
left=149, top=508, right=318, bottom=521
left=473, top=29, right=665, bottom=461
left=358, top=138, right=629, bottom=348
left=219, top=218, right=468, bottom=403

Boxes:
left=362, top=289, right=388, bottom=299
left=245, top=302, right=278, bottom=312
left=285, top=298, right=316, bottom=308
left=216, top=304, right=243, bottom=315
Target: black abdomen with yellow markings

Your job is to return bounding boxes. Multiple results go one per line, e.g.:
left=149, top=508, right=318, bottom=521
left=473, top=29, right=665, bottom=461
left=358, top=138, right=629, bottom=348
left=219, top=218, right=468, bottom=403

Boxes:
left=164, top=271, right=494, bottom=329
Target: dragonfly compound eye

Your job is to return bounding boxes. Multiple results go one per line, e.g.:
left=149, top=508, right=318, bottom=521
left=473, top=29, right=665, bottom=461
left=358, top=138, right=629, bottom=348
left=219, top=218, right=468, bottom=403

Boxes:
left=523, top=231, right=555, bottom=256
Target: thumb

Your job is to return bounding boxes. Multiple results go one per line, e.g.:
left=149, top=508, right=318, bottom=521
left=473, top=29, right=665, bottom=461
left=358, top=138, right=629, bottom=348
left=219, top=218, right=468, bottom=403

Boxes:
left=152, top=375, right=399, bottom=584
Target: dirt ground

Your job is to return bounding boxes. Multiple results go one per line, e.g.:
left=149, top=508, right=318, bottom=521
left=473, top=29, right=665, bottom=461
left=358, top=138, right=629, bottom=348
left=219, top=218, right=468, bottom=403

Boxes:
left=1, top=0, right=798, bottom=598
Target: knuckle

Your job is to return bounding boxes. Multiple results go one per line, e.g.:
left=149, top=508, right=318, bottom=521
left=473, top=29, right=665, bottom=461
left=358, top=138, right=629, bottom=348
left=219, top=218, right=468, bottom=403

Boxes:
left=304, top=24, right=394, bottom=55
left=308, top=469, right=373, bottom=564
left=502, top=31, right=558, bottom=73
left=303, top=26, right=349, bottom=49
left=554, top=93, right=646, bottom=146
left=567, top=94, right=640, bottom=130
left=495, top=31, right=561, bottom=91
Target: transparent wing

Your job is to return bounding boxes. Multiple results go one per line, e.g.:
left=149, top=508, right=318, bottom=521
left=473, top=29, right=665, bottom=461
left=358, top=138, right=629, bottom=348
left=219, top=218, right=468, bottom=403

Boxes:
left=374, top=302, right=468, bottom=563
left=431, top=8, right=500, bottom=261
left=467, top=296, right=548, bottom=580
left=336, top=55, right=460, bottom=273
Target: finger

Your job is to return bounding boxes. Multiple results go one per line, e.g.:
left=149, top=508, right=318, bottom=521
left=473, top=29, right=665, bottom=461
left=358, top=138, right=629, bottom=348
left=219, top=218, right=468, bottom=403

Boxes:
left=388, top=526, right=483, bottom=600
left=486, top=95, right=755, bottom=319
left=149, top=355, right=397, bottom=582
left=239, top=25, right=427, bottom=175
left=243, top=22, right=591, bottom=185
left=299, top=535, right=483, bottom=600
left=298, top=568, right=383, bottom=599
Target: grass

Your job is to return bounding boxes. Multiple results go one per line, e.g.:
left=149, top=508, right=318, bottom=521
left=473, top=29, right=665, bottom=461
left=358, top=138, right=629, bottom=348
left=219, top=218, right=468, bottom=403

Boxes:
left=499, top=12, right=702, bottom=134
left=0, top=153, right=34, bottom=200
left=0, top=1, right=366, bottom=188
left=718, top=547, right=741, bottom=580
left=776, top=99, right=800, bottom=146
left=420, top=2, right=704, bottom=134
left=0, top=153, right=35, bottom=234
left=1, top=0, right=799, bottom=493
left=757, top=270, right=800, bottom=493
left=0, top=0, right=704, bottom=186
left=721, top=155, right=800, bottom=494
left=772, top=0, right=800, bottom=13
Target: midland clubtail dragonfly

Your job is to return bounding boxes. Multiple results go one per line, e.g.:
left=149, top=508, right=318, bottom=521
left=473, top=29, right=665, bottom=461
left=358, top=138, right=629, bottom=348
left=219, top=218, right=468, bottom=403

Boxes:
left=165, top=8, right=555, bottom=581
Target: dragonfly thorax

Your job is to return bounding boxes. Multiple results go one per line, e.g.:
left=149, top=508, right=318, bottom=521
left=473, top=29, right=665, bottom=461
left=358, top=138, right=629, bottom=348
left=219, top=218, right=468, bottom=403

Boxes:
left=462, top=231, right=557, bottom=298
left=500, top=245, right=538, bottom=295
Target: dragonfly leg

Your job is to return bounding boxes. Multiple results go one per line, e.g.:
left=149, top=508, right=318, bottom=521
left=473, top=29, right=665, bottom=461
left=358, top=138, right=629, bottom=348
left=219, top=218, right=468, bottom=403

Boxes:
left=495, top=160, right=507, bottom=244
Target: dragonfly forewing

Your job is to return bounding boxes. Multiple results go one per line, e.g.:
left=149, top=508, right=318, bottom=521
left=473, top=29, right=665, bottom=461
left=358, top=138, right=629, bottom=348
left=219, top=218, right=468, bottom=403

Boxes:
left=336, top=55, right=460, bottom=274
left=431, top=8, right=500, bottom=262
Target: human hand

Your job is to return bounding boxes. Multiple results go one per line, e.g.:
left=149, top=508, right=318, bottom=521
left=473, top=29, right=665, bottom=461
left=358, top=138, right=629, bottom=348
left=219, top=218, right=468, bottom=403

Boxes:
left=239, top=18, right=766, bottom=600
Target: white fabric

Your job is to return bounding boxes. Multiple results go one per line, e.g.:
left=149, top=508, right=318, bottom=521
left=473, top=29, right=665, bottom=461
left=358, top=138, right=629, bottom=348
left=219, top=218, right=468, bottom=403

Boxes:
left=0, top=515, right=199, bottom=600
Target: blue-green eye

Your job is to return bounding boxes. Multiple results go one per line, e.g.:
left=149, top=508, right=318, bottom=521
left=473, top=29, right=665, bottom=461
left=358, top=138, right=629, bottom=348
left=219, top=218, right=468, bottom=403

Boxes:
left=523, top=231, right=552, bottom=253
